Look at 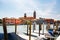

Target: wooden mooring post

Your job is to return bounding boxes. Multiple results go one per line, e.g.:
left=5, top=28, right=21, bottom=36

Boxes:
left=43, top=23, right=44, bottom=35
left=29, top=21, right=31, bottom=40
left=33, top=22, right=36, bottom=32
left=3, top=18, right=8, bottom=40
left=15, top=19, right=17, bottom=34
left=53, top=23, right=55, bottom=30
left=47, top=23, right=50, bottom=30
left=56, top=23, right=58, bottom=30
left=39, top=24, right=41, bottom=36
left=27, top=22, right=29, bottom=35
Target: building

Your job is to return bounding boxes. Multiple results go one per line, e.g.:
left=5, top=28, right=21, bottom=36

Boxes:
left=44, top=18, right=54, bottom=24
left=0, top=19, right=2, bottom=23
left=5, top=17, right=22, bottom=25
left=33, top=11, right=36, bottom=19
left=19, top=11, right=36, bottom=21
left=4, top=11, right=36, bottom=25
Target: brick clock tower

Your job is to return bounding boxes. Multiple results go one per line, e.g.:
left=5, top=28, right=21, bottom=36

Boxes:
left=33, top=11, right=36, bottom=19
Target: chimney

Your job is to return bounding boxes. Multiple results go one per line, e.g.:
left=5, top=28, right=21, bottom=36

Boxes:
left=33, top=11, right=36, bottom=19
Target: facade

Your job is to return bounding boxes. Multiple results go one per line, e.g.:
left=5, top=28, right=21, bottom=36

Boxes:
left=19, top=11, right=36, bottom=21
left=5, top=18, right=22, bottom=24
left=54, top=20, right=60, bottom=26
left=4, top=11, right=36, bottom=25
left=44, top=18, right=54, bottom=24
left=3, top=11, right=58, bottom=25
left=35, top=18, right=54, bottom=24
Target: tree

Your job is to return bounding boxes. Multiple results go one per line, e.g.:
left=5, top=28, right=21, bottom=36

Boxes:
left=0, top=19, right=2, bottom=24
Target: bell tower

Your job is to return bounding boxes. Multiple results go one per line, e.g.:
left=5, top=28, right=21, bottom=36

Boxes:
left=33, top=11, right=36, bottom=19
left=24, top=13, right=27, bottom=18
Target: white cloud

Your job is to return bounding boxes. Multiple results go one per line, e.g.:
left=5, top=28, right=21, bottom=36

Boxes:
left=54, top=15, right=60, bottom=20
left=0, top=0, right=57, bottom=19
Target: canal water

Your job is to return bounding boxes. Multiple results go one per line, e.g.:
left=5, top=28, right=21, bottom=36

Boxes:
left=0, top=24, right=55, bottom=33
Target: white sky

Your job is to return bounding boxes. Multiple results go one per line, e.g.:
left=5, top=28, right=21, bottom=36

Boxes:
left=0, top=0, right=60, bottom=20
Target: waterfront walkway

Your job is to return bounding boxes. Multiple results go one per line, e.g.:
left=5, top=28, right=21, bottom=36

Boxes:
left=0, top=30, right=58, bottom=40
left=16, top=32, right=37, bottom=40
left=0, top=32, right=25, bottom=40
